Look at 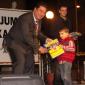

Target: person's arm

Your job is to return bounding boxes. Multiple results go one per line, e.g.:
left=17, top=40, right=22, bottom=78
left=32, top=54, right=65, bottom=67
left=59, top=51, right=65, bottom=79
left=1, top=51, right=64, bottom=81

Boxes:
left=38, top=32, right=46, bottom=42
left=20, top=17, right=49, bottom=54
left=63, top=40, right=75, bottom=52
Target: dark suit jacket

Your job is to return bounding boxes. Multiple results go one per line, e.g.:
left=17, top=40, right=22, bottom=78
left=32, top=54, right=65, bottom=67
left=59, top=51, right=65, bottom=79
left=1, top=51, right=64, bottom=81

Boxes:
left=5, top=12, right=46, bottom=54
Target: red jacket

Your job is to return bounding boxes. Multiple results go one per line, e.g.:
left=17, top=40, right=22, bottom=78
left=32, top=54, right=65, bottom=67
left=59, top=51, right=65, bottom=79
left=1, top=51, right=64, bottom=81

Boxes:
left=57, top=37, right=76, bottom=63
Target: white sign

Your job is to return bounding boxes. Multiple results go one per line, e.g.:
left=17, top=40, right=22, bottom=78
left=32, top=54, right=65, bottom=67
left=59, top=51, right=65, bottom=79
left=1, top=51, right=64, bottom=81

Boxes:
left=0, top=8, right=30, bottom=65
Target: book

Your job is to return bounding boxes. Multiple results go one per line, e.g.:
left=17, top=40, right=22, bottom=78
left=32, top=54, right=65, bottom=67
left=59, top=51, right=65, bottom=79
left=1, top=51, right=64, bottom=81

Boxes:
left=44, top=39, right=64, bottom=59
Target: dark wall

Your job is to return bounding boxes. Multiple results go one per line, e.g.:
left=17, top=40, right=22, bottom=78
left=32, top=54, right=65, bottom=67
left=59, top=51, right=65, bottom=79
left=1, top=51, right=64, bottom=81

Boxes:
left=0, top=0, right=25, bottom=9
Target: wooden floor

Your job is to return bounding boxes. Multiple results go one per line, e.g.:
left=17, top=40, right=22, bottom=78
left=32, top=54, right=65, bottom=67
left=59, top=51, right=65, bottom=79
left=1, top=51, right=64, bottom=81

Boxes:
left=73, top=81, right=85, bottom=85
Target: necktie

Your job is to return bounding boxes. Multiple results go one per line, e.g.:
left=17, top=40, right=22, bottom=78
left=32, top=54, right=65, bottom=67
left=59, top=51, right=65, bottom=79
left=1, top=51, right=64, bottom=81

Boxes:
left=34, top=21, right=40, bottom=54
left=35, top=21, right=39, bottom=36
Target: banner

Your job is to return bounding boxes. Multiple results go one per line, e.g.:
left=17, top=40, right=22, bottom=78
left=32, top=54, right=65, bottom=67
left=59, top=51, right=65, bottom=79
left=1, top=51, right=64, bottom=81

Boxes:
left=0, top=8, right=30, bottom=64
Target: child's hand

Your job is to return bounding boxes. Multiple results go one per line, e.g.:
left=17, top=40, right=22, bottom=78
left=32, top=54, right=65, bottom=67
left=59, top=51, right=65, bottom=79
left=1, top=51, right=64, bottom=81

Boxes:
left=60, top=45, right=64, bottom=48
left=46, top=38, right=52, bottom=44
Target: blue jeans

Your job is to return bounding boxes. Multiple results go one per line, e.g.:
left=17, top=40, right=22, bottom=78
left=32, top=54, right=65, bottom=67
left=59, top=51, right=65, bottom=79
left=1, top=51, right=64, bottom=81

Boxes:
left=59, top=61, right=72, bottom=85
left=54, top=61, right=64, bottom=85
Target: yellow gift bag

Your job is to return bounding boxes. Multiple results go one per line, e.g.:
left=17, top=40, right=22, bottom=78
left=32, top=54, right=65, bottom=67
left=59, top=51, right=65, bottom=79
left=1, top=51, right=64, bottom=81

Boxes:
left=45, top=39, right=64, bottom=59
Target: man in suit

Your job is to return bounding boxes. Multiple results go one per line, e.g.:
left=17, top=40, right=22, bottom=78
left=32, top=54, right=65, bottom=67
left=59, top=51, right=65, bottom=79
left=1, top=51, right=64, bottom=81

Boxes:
left=4, top=2, right=50, bottom=74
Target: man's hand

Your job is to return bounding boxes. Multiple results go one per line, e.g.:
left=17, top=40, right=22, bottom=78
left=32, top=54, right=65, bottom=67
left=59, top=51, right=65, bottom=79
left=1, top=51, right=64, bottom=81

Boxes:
left=39, top=46, right=47, bottom=54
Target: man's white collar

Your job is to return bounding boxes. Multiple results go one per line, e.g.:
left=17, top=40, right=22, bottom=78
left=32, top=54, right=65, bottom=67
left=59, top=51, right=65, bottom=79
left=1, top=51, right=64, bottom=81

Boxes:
left=33, top=12, right=37, bottom=24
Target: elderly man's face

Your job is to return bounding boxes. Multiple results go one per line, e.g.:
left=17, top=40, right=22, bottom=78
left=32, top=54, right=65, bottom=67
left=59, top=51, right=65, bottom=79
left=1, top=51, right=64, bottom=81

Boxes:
left=34, top=6, right=47, bottom=21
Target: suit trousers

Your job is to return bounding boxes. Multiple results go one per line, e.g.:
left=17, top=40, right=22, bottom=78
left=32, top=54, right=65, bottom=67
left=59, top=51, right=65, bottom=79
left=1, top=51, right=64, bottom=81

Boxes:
left=7, top=42, right=34, bottom=74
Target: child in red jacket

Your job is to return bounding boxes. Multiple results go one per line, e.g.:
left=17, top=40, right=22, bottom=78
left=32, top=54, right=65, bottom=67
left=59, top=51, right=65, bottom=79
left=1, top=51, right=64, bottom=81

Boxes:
left=56, top=27, right=76, bottom=85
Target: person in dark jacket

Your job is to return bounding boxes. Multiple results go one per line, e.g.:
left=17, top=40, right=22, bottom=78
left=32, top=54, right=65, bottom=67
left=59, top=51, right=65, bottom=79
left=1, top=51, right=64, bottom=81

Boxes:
left=53, top=5, right=73, bottom=39
left=4, top=2, right=51, bottom=74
